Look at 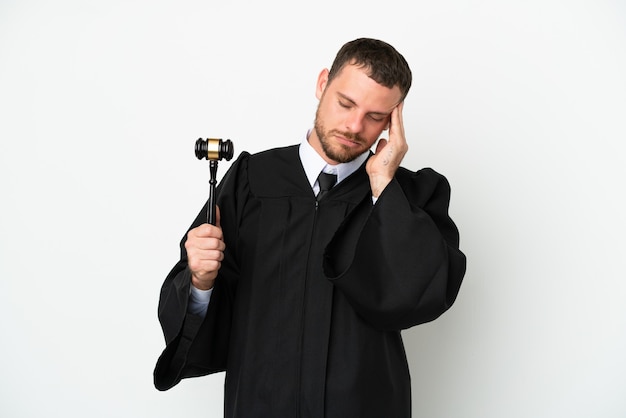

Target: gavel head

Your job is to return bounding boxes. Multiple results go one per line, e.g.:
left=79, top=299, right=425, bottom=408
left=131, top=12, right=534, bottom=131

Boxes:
left=195, top=138, right=234, bottom=161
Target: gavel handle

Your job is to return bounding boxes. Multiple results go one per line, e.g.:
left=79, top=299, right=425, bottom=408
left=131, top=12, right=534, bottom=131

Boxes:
left=207, top=160, right=218, bottom=225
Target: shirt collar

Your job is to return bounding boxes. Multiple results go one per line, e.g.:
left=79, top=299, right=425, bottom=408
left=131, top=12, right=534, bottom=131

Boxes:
left=299, top=130, right=369, bottom=189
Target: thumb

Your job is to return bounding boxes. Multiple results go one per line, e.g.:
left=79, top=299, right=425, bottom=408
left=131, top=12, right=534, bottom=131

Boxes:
left=374, top=138, right=387, bottom=154
left=216, top=205, right=221, bottom=228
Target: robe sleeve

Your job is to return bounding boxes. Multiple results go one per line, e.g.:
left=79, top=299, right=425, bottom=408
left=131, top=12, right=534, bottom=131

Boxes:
left=323, top=167, right=466, bottom=331
left=153, top=152, right=249, bottom=391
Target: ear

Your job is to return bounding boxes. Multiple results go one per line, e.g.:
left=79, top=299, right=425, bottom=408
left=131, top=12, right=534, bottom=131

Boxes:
left=315, top=68, right=330, bottom=100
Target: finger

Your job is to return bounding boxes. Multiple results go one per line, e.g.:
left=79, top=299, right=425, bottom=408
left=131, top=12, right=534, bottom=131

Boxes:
left=389, top=102, right=405, bottom=140
left=186, top=245, right=225, bottom=270
left=388, top=105, right=408, bottom=158
left=189, top=224, right=211, bottom=237
left=196, top=239, right=226, bottom=253
left=190, top=223, right=223, bottom=239
left=192, top=249, right=225, bottom=263
left=186, top=232, right=225, bottom=259
left=188, top=233, right=226, bottom=250
left=188, top=257, right=222, bottom=276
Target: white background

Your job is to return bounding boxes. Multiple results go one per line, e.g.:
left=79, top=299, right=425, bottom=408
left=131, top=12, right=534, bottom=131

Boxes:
left=1, top=1, right=625, bottom=417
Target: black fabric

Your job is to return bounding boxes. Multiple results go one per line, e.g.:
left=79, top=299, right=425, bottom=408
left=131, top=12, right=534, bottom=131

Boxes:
left=316, top=171, right=337, bottom=201
left=154, top=145, right=466, bottom=418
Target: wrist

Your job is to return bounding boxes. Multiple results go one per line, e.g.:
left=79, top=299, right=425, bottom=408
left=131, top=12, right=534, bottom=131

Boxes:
left=369, top=175, right=392, bottom=198
left=191, top=274, right=215, bottom=291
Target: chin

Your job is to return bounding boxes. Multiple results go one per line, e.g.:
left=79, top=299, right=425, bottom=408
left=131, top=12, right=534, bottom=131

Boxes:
left=323, top=145, right=361, bottom=164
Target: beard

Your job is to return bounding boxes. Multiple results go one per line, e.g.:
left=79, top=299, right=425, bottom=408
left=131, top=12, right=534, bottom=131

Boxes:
left=313, top=106, right=367, bottom=164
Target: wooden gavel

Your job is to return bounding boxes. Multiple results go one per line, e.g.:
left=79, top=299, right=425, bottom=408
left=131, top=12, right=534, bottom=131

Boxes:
left=195, top=138, right=234, bottom=225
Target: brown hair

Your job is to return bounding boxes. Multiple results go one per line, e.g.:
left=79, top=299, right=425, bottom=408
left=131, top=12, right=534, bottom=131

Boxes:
left=327, top=38, right=412, bottom=102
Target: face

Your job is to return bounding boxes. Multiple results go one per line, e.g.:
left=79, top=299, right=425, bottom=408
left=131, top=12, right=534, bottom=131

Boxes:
left=310, top=64, right=402, bottom=164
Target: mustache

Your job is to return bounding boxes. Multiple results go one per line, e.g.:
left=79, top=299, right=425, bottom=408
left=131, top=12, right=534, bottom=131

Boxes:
left=329, top=129, right=365, bottom=144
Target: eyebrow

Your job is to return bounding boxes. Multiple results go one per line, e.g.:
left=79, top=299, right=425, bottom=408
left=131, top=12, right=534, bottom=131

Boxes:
left=337, top=92, right=391, bottom=118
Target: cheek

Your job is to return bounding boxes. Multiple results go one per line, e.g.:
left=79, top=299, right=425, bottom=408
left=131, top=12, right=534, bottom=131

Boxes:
left=363, top=136, right=380, bottom=149
left=363, top=121, right=387, bottom=141
left=319, top=103, right=342, bottom=127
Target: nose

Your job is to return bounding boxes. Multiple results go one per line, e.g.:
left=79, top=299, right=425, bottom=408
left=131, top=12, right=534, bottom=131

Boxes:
left=344, top=110, right=364, bottom=133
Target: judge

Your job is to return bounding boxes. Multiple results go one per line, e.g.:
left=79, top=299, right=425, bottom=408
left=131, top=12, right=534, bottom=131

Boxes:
left=154, top=38, right=467, bottom=418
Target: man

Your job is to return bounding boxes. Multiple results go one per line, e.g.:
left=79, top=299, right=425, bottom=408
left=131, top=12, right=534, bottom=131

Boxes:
left=154, top=38, right=466, bottom=417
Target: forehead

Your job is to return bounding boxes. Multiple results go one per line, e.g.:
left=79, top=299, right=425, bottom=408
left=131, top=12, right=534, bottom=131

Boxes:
left=328, top=64, right=402, bottom=111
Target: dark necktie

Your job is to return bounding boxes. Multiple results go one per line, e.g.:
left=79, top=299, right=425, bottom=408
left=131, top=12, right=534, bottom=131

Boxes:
left=316, top=172, right=337, bottom=201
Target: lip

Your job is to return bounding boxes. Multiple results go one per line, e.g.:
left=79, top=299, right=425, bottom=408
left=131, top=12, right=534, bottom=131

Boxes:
left=335, top=134, right=360, bottom=148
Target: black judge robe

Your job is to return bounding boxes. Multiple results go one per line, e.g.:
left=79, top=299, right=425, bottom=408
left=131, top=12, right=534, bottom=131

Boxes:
left=154, top=145, right=466, bottom=418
